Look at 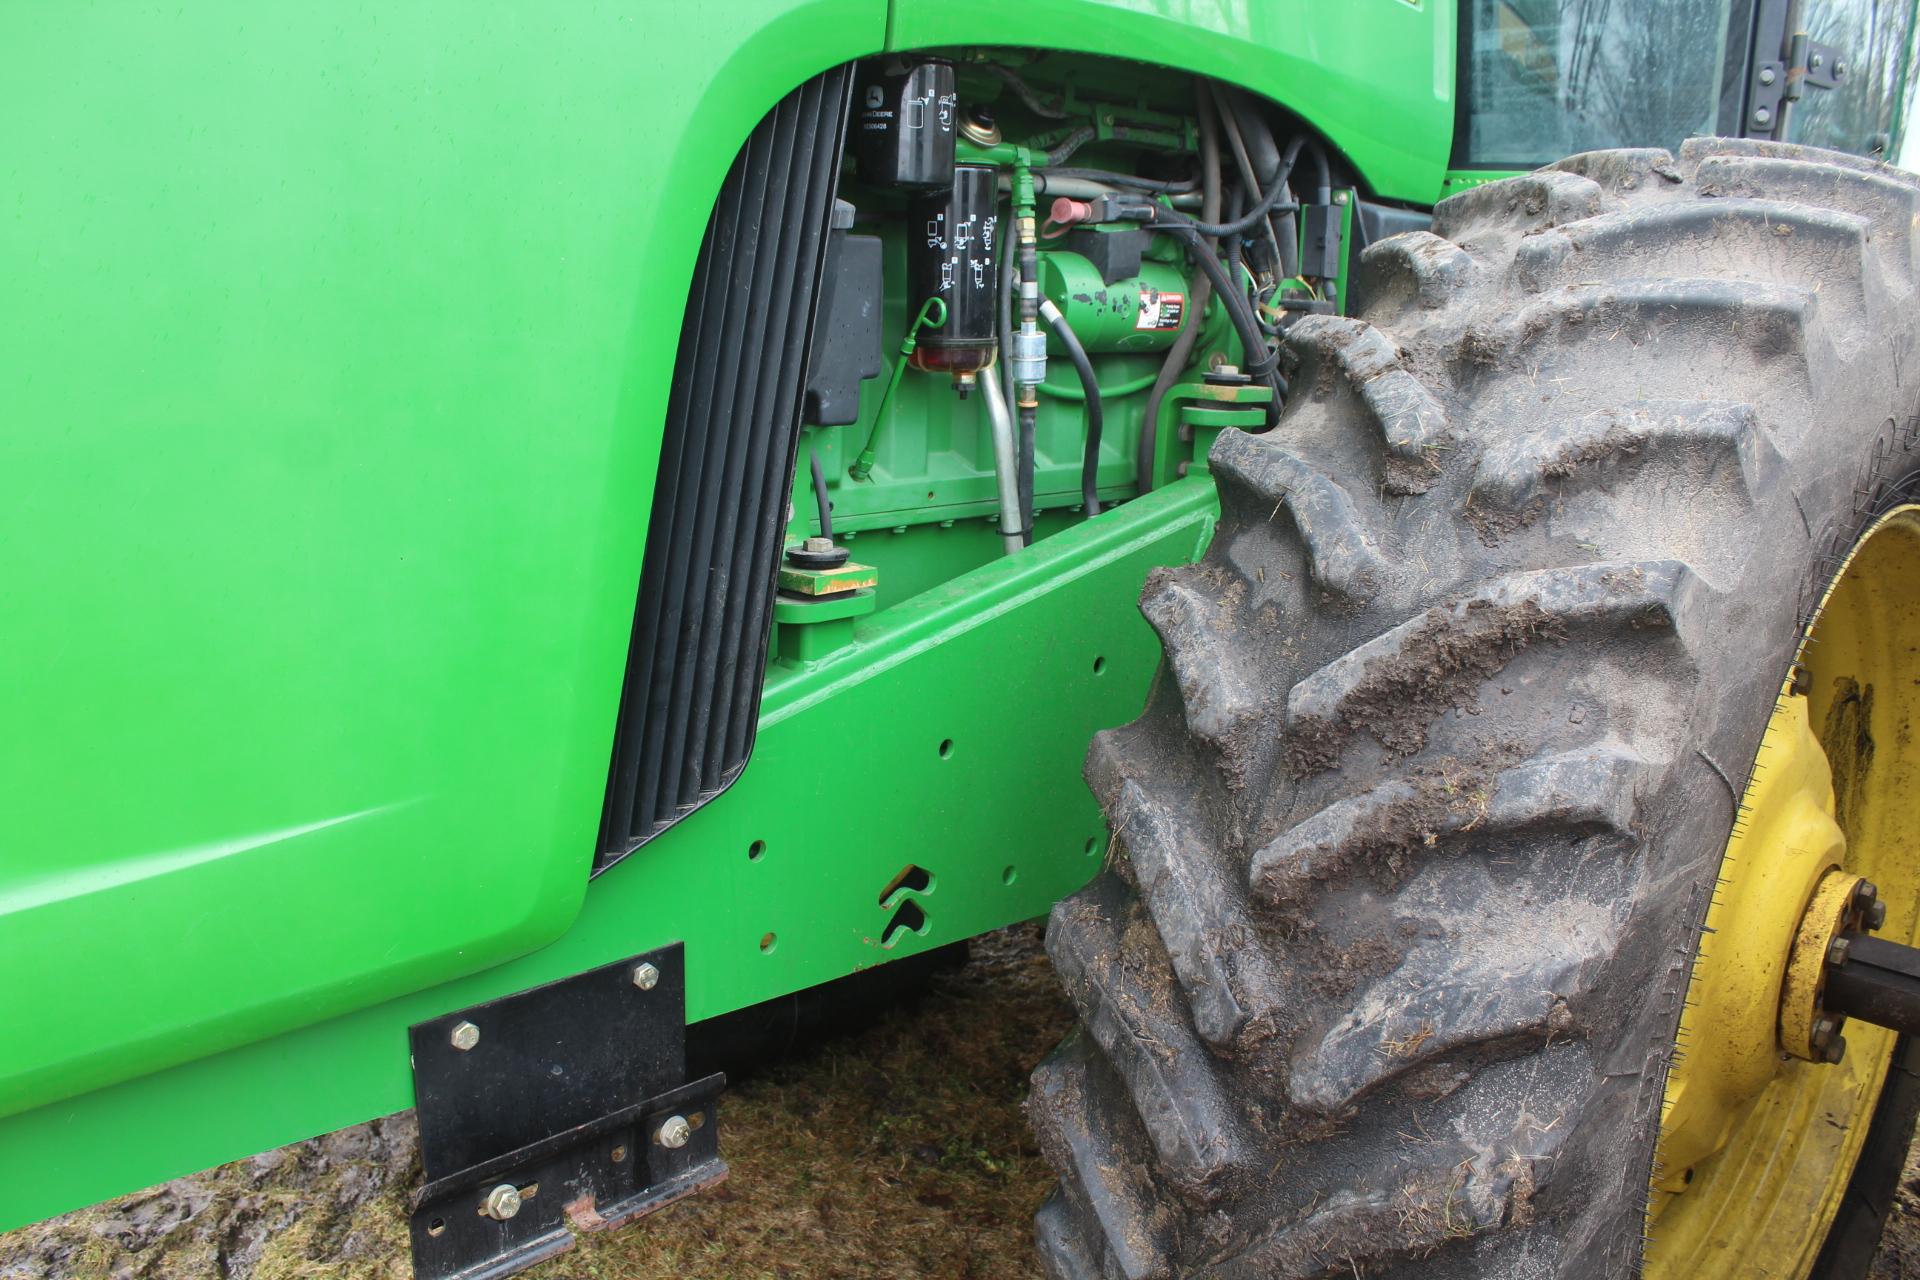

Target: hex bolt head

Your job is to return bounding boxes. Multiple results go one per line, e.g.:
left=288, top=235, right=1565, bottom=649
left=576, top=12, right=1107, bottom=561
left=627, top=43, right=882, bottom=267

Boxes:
left=1869, top=901, right=1889, bottom=930
left=1823, top=1034, right=1848, bottom=1065
left=656, top=1115, right=693, bottom=1150
left=449, top=1021, right=481, bottom=1052
left=1855, top=880, right=1880, bottom=910
left=632, top=962, right=660, bottom=991
left=1754, top=106, right=1774, bottom=126
left=1789, top=662, right=1812, bottom=696
left=482, top=1183, right=523, bottom=1221
left=1836, top=60, right=1848, bottom=78
left=1827, top=937, right=1852, bottom=967
left=803, top=536, right=835, bottom=554
left=1812, top=1015, right=1839, bottom=1048
left=1810, top=52, right=1825, bottom=70
left=1759, top=66, right=1778, bottom=85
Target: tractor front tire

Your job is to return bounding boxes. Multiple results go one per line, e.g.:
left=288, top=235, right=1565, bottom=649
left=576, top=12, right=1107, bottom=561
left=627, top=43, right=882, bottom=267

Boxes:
left=1030, top=139, right=1920, bottom=1278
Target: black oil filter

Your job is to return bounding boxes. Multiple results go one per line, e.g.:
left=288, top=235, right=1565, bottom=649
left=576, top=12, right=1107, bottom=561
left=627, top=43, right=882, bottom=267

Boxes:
left=854, top=59, right=957, bottom=189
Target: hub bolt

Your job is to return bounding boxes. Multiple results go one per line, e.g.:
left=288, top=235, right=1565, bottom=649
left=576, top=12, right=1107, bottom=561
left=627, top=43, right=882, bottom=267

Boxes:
left=657, top=1115, right=693, bottom=1150
left=1823, top=1035, right=1848, bottom=1064
left=1827, top=937, right=1852, bottom=966
left=483, top=1183, right=523, bottom=1221
left=450, top=1021, right=481, bottom=1052
left=1812, top=1015, right=1839, bottom=1048
left=1868, top=901, right=1889, bottom=931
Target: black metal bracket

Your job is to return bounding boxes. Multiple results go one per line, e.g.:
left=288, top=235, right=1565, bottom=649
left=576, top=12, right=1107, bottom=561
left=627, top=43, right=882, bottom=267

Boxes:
left=1743, top=0, right=1849, bottom=138
left=405, top=944, right=727, bottom=1280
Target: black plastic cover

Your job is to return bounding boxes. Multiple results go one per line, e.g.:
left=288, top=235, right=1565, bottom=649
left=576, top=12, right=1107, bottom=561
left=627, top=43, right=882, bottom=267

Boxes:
left=803, top=206, right=884, bottom=426
left=1064, top=227, right=1150, bottom=286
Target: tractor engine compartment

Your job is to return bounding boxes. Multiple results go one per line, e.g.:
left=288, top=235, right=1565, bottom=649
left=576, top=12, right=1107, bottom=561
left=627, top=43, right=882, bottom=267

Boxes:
left=596, top=48, right=1386, bottom=872
left=782, top=49, right=1355, bottom=608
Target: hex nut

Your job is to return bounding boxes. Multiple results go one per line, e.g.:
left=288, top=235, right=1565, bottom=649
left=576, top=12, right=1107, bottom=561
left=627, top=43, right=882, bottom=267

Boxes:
left=657, top=1114, right=693, bottom=1150
left=1823, top=1035, right=1848, bottom=1065
left=1869, top=901, right=1889, bottom=930
left=483, top=1183, right=523, bottom=1221
left=1827, top=937, right=1851, bottom=967
left=803, top=536, right=835, bottom=554
left=450, top=1021, right=481, bottom=1052
left=632, top=963, right=660, bottom=991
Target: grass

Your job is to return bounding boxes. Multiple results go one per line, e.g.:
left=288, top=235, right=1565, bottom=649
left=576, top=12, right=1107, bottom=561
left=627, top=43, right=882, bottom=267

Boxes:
left=0, top=924, right=1071, bottom=1280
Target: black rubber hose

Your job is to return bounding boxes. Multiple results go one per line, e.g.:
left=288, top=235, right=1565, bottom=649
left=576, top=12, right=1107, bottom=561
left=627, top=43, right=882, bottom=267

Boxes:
left=1017, top=404, right=1036, bottom=545
left=1138, top=80, right=1221, bottom=494
left=1043, top=301, right=1103, bottom=517
left=1221, top=88, right=1300, bottom=278
left=1213, top=95, right=1287, bottom=284
left=1154, top=216, right=1285, bottom=426
left=986, top=63, right=1069, bottom=119
left=809, top=445, right=833, bottom=539
left=1175, top=141, right=1303, bottom=238
left=1041, top=127, right=1097, bottom=167
left=1036, top=167, right=1198, bottom=193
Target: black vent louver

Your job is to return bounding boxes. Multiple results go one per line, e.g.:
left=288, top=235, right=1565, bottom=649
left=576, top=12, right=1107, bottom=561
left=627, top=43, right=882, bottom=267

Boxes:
left=596, top=65, right=854, bottom=873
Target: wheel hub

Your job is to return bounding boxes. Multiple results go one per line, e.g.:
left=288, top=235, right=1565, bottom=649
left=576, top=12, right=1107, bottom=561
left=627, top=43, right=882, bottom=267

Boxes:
left=1646, top=505, right=1920, bottom=1278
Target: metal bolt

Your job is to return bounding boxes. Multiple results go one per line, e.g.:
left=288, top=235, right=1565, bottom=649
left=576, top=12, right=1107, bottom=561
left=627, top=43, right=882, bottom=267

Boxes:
left=1827, top=937, right=1852, bottom=966
left=632, top=962, right=660, bottom=991
left=657, top=1115, right=692, bottom=1149
left=1869, top=901, right=1889, bottom=930
left=1759, top=66, right=1778, bottom=86
left=1835, top=60, right=1848, bottom=78
left=1754, top=106, right=1774, bottom=127
left=1334, top=191, right=1349, bottom=205
left=1789, top=662, right=1812, bottom=697
left=1812, top=1015, right=1839, bottom=1047
left=1810, top=52, right=1824, bottom=70
left=450, top=1021, right=480, bottom=1052
left=483, top=1183, right=523, bottom=1221
left=803, top=536, right=834, bottom=554
left=1823, top=1034, right=1848, bottom=1064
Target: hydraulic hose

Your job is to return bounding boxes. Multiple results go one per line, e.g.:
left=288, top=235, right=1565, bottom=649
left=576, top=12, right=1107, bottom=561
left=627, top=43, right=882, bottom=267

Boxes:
left=809, top=446, right=833, bottom=538
left=979, top=367, right=1026, bottom=556
left=1154, top=213, right=1285, bottom=427
left=1221, top=87, right=1300, bottom=278
left=1138, top=79, right=1221, bottom=493
left=1017, top=404, right=1036, bottom=546
left=985, top=63, right=1068, bottom=119
left=1040, top=299, right=1103, bottom=517
left=1036, top=167, right=1198, bottom=194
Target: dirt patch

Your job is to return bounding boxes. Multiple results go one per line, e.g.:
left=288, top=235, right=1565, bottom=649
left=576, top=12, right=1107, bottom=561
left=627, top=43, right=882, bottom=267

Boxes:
left=1285, top=599, right=1566, bottom=777
left=0, top=925, right=1072, bottom=1280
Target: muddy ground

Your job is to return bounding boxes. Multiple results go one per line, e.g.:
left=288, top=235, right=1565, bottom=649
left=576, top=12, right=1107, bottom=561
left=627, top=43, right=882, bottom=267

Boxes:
left=8, top=922, right=1920, bottom=1279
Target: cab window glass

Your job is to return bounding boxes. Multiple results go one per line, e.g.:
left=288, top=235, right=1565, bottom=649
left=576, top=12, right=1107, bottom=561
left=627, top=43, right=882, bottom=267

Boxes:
left=1461, top=0, right=1734, bottom=168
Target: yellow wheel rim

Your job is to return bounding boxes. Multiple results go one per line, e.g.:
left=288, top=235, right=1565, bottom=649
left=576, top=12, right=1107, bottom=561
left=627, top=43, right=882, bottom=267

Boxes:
left=1647, top=505, right=1920, bottom=1278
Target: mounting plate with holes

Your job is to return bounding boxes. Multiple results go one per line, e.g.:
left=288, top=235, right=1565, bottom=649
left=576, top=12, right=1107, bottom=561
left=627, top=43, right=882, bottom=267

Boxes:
left=406, top=944, right=727, bottom=1280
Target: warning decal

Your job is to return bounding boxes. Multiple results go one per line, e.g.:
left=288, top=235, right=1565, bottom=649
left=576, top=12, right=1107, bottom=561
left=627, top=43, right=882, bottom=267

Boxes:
left=1135, top=289, right=1185, bottom=331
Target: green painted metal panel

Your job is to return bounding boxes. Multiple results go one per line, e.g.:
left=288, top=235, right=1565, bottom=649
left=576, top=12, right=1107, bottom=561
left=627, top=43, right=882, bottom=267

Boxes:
left=886, top=0, right=1458, bottom=204
left=0, top=1, right=885, bottom=1120
left=0, top=477, right=1219, bottom=1231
